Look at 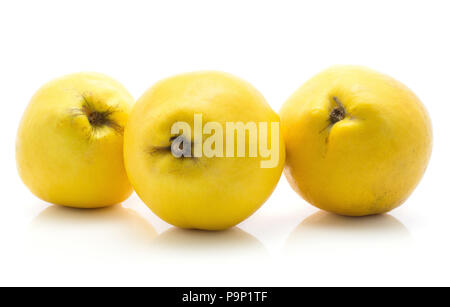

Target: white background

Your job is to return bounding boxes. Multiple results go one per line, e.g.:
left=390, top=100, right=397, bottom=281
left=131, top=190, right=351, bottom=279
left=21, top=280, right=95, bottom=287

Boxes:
left=1, top=0, right=449, bottom=286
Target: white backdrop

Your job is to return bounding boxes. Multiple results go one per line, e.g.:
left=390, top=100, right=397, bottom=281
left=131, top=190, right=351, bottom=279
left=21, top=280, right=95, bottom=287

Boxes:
left=1, top=0, right=449, bottom=286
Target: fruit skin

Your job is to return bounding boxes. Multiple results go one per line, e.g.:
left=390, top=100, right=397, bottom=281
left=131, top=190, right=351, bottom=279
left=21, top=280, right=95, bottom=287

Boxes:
left=16, top=72, right=134, bottom=208
left=124, top=71, right=285, bottom=230
left=280, top=66, right=432, bottom=216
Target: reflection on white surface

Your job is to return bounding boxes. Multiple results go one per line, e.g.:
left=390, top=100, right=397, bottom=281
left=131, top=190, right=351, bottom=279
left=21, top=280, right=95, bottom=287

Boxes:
left=28, top=204, right=266, bottom=264
left=152, top=227, right=266, bottom=262
left=279, top=211, right=414, bottom=286
left=285, top=211, right=411, bottom=254
left=28, top=204, right=157, bottom=261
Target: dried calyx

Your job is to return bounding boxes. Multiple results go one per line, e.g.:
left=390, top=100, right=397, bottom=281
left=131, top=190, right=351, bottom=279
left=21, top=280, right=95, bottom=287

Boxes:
left=170, top=135, right=192, bottom=157
left=330, top=96, right=346, bottom=124
left=80, top=101, right=123, bottom=134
